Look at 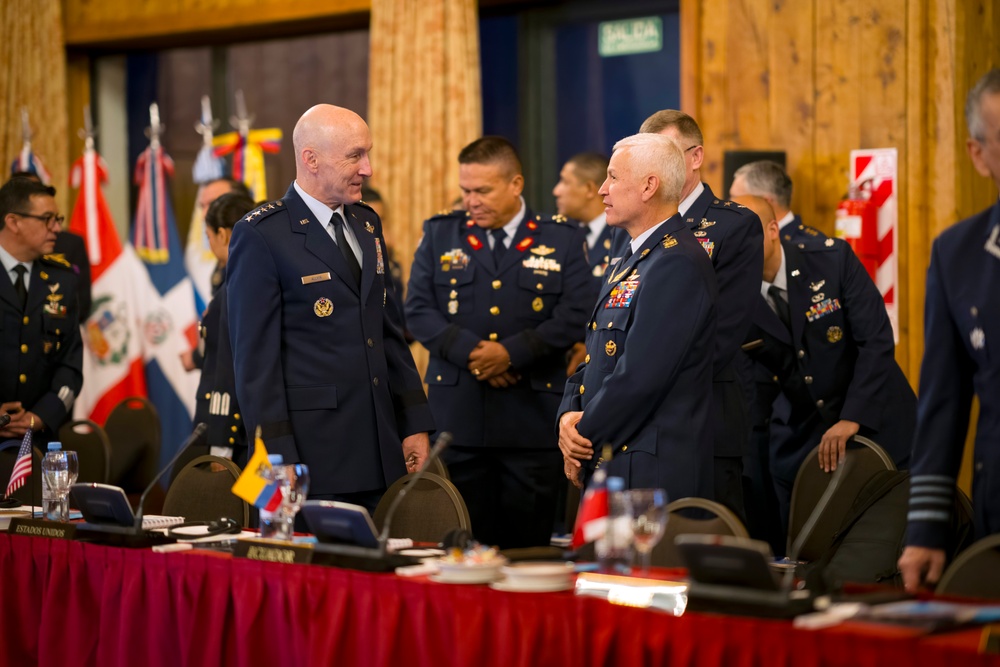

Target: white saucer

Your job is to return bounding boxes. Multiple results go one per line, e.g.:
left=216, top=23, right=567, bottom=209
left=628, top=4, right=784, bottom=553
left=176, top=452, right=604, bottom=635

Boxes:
left=429, top=571, right=500, bottom=585
left=489, top=579, right=574, bottom=593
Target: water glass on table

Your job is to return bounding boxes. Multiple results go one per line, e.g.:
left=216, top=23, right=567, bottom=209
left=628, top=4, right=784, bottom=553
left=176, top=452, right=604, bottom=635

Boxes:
left=625, top=488, right=668, bottom=574
left=276, top=463, right=310, bottom=541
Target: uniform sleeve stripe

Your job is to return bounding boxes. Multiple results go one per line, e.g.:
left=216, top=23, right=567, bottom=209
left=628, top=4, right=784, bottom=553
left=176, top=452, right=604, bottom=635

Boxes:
left=908, top=497, right=952, bottom=508
left=907, top=510, right=951, bottom=522
left=910, top=474, right=955, bottom=484
left=910, top=484, right=953, bottom=496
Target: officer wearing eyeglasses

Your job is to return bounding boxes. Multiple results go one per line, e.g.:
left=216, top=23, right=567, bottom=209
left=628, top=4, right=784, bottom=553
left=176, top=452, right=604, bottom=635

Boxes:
left=0, top=177, right=83, bottom=442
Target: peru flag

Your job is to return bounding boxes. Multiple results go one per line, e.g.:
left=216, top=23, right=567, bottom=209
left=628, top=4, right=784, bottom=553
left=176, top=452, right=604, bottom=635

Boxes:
left=571, top=468, right=610, bottom=549
left=69, top=145, right=150, bottom=425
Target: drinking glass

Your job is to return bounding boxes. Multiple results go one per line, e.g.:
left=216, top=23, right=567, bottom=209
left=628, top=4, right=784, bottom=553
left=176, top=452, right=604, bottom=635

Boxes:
left=625, top=488, right=669, bottom=574
left=277, top=463, right=310, bottom=540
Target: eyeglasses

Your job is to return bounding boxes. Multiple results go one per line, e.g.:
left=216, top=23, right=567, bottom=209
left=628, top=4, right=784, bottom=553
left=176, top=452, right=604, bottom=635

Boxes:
left=683, top=145, right=701, bottom=154
left=12, top=212, right=64, bottom=228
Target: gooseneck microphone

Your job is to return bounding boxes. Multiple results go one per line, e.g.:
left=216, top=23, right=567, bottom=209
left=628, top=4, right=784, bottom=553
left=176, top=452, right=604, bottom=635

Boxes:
left=376, top=432, right=453, bottom=553
left=133, top=423, right=207, bottom=532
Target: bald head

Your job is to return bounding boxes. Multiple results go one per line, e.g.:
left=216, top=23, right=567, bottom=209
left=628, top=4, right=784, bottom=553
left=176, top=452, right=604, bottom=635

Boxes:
left=293, top=104, right=373, bottom=208
left=732, top=194, right=781, bottom=283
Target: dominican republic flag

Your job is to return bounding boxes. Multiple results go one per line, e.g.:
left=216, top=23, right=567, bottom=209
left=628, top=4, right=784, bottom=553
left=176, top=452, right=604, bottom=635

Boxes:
left=4, top=428, right=32, bottom=497
left=572, top=467, right=610, bottom=549
left=10, top=143, right=51, bottom=185
left=231, top=430, right=282, bottom=511
left=186, top=142, right=226, bottom=315
left=131, top=143, right=201, bottom=467
left=213, top=127, right=282, bottom=201
left=69, top=146, right=151, bottom=425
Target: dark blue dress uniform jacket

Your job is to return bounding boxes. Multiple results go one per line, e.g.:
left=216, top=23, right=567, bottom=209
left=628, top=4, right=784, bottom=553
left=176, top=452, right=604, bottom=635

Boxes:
left=405, top=209, right=594, bottom=451
left=0, top=255, right=83, bottom=434
left=587, top=223, right=614, bottom=284
left=744, top=236, right=915, bottom=487
left=560, top=215, right=718, bottom=501
left=907, top=202, right=1000, bottom=548
left=226, top=184, right=435, bottom=495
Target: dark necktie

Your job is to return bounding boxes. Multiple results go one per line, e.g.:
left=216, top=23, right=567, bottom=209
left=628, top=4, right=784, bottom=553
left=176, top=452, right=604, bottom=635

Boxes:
left=767, top=284, right=792, bottom=332
left=331, top=212, right=361, bottom=286
left=491, top=228, right=507, bottom=265
left=12, top=265, right=27, bottom=311
left=620, top=244, right=634, bottom=265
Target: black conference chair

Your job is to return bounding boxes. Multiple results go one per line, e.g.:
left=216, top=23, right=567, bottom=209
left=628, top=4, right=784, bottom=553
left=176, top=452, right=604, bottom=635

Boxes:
left=162, top=455, right=249, bottom=527
left=104, top=396, right=161, bottom=494
left=936, top=534, right=1000, bottom=599
left=373, top=472, right=471, bottom=543
left=654, top=497, right=750, bottom=568
left=58, top=419, right=112, bottom=484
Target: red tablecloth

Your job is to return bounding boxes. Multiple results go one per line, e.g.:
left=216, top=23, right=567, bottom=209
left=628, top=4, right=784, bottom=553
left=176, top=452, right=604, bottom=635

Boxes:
left=0, top=533, right=996, bottom=667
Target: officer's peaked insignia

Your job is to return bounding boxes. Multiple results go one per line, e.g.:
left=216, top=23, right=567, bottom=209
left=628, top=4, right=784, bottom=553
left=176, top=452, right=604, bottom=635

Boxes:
left=299, top=219, right=309, bottom=225
left=530, top=245, right=556, bottom=256
left=314, top=298, right=334, bottom=317
left=640, top=249, right=651, bottom=258
left=827, top=326, right=843, bottom=343
left=662, top=234, right=678, bottom=249
left=810, top=280, right=825, bottom=291
left=971, top=327, right=986, bottom=351
left=364, top=221, right=375, bottom=234
left=515, top=237, right=534, bottom=252
left=526, top=220, right=538, bottom=230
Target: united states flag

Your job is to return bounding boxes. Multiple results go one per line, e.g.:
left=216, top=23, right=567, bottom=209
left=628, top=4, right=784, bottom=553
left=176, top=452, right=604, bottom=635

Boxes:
left=5, top=429, right=32, bottom=497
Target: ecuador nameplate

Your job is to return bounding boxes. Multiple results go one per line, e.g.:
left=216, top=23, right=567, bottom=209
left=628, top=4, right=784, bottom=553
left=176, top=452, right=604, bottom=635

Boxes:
left=8, top=518, right=77, bottom=540
left=234, top=538, right=313, bottom=564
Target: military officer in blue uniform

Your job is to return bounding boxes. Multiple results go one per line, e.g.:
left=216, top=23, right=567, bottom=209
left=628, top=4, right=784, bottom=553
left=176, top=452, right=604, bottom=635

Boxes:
left=227, top=104, right=434, bottom=512
left=0, top=177, right=82, bottom=442
left=633, top=110, right=763, bottom=518
left=729, top=160, right=826, bottom=244
left=193, top=192, right=255, bottom=464
left=899, top=69, right=1000, bottom=592
left=553, top=152, right=611, bottom=376
left=405, top=136, right=593, bottom=548
left=733, top=193, right=916, bottom=531
left=558, top=133, right=717, bottom=500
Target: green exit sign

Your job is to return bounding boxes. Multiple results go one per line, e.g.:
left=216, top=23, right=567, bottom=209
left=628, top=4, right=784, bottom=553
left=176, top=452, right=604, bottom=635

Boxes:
left=598, top=17, right=663, bottom=57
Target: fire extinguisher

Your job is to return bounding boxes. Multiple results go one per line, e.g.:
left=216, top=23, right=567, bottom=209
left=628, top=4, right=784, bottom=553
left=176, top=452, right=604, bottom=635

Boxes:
left=835, top=180, right=878, bottom=281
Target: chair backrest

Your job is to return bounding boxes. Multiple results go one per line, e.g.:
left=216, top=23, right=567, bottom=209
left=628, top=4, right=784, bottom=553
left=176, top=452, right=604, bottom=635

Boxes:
left=372, top=472, right=471, bottom=543
left=162, top=455, right=248, bottom=527
left=58, top=419, right=111, bottom=484
left=104, top=397, right=161, bottom=493
left=0, top=440, right=43, bottom=506
left=788, top=436, right=895, bottom=562
left=652, top=497, right=750, bottom=567
left=936, top=534, right=1000, bottom=598
left=424, top=455, right=450, bottom=480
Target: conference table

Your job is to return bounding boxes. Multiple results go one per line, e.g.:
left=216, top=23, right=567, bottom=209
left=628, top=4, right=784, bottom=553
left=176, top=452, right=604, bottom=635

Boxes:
left=1, top=533, right=996, bottom=667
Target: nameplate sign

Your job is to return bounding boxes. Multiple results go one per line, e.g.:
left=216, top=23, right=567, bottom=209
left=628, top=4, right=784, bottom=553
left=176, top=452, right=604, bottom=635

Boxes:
left=234, top=539, right=313, bottom=564
left=8, top=518, right=77, bottom=540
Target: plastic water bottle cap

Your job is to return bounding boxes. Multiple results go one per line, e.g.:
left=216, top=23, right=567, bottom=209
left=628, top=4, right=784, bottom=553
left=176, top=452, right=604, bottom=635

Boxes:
left=267, top=454, right=284, bottom=465
left=47, top=442, right=62, bottom=451
left=606, top=476, right=625, bottom=492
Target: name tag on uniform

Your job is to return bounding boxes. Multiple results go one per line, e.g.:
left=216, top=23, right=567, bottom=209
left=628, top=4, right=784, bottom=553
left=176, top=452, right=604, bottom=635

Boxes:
left=301, top=272, right=332, bottom=285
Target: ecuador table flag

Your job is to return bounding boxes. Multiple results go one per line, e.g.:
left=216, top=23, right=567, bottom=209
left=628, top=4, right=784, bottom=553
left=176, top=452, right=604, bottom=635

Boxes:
left=231, top=428, right=283, bottom=511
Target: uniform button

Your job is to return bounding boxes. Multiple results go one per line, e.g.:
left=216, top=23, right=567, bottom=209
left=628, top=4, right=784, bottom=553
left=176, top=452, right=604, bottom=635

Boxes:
left=19, top=374, right=27, bottom=384
left=607, top=321, right=613, bottom=329
left=621, top=445, right=628, bottom=452
left=234, top=413, right=241, bottom=420
left=489, top=333, right=498, bottom=341
left=492, top=280, right=502, bottom=289
left=450, top=278, right=457, bottom=285
left=229, top=437, right=235, bottom=445
left=976, top=462, right=984, bottom=472
left=205, top=393, right=211, bottom=400
left=536, top=283, right=543, bottom=290
left=772, top=375, right=779, bottom=383
left=579, top=385, right=585, bottom=395
left=436, top=375, right=442, bottom=381
left=816, top=399, right=824, bottom=408
left=804, top=376, right=813, bottom=384
left=20, top=344, right=27, bottom=353
left=546, top=382, right=552, bottom=388
left=231, top=425, right=238, bottom=432
left=22, top=316, right=28, bottom=325
left=585, top=354, right=591, bottom=364
left=367, top=338, right=374, bottom=348
left=591, top=321, right=596, bottom=331
left=798, top=349, right=805, bottom=358
left=490, top=306, right=500, bottom=315
left=373, top=377, right=380, bottom=386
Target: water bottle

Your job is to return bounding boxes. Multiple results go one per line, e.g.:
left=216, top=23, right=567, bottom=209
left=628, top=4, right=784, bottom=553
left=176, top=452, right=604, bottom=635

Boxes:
left=258, top=454, right=285, bottom=539
left=41, top=442, right=69, bottom=522
left=596, top=476, right=633, bottom=573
